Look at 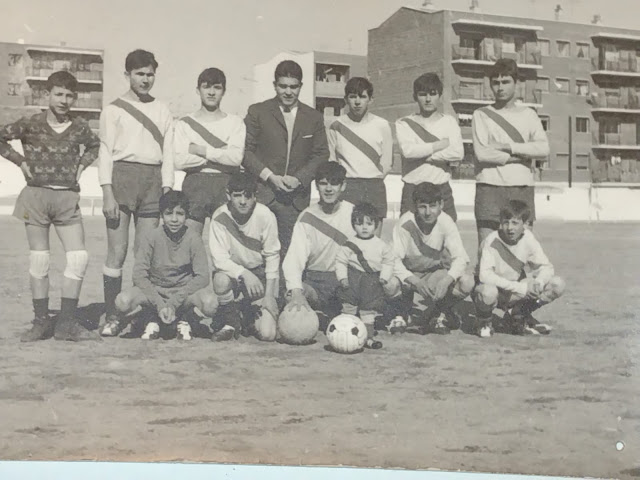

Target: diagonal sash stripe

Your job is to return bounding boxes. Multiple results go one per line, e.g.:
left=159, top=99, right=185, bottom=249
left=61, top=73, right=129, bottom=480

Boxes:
left=490, top=238, right=526, bottom=280
left=401, top=221, right=442, bottom=261
left=112, top=98, right=164, bottom=149
left=181, top=116, right=240, bottom=175
left=401, top=118, right=440, bottom=143
left=479, top=107, right=525, bottom=144
left=299, top=212, right=348, bottom=246
left=330, top=121, right=382, bottom=171
left=344, top=241, right=375, bottom=274
left=214, top=212, right=262, bottom=253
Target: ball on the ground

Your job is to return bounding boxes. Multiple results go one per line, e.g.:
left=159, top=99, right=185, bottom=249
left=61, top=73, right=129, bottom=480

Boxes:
left=326, top=314, right=367, bottom=354
left=277, top=308, right=319, bottom=345
left=255, top=308, right=277, bottom=342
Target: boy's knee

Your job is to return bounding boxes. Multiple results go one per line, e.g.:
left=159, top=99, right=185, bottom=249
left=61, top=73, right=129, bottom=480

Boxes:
left=383, top=277, right=402, bottom=298
left=200, top=293, right=218, bottom=316
left=212, top=273, right=233, bottom=295
left=548, top=276, right=566, bottom=298
left=64, top=250, right=89, bottom=281
left=474, top=283, right=498, bottom=306
left=115, top=292, right=130, bottom=312
left=29, top=250, right=50, bottom=279
left=455, top=273, right=476, bottom=298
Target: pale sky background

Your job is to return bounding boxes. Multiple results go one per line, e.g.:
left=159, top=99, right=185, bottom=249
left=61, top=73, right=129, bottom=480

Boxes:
left=1, top=0, right=638, bottom=116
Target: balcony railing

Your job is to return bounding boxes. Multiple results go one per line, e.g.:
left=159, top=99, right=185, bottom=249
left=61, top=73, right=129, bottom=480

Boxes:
left=25, top=67, right=103, bottom=82
left=592, top=130, right=640, bottom=147
left=24, top=96, right=102, bottom=110
left=315, top=80, right=346, bottom=98
left=589, top=90, right=640, bottom=111
left=451, top=45, right=542, bottom=66
left=451, top=85, right=543, bottom=106
left=591, top=55, right=640, bottom=74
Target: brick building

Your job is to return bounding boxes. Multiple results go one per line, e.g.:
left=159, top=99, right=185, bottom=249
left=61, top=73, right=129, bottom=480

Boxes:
left=368, top=7, right=640, bottom=183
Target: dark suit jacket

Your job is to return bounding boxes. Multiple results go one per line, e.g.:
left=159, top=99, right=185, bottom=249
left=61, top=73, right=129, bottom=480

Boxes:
left=243, top=97, right=329, bottom=209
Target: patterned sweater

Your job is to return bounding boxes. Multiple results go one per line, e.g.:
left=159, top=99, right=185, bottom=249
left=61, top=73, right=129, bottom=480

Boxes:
left=0, top=112, right=99, bottom=191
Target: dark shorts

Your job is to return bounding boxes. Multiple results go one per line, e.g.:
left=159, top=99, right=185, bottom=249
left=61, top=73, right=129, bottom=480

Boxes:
left=181, top=172, right=230, bottom=223
left=302, top=270, right=342, bottom=317
left=112, top=162, right=162, bottom=217
left=400, top=182, right=457, bottom=221
left=475, top=183, right=535, bottom=229
left=229, top=265, right=267, bottom=300
left=13, top=186, right=82, bottom=227
left=336, top=267, right=385, bottom=312
left=341, top=178, right=388, bottom=219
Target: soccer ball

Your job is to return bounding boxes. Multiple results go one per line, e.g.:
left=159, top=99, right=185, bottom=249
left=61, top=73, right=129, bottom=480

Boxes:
left=326, top=314, right=367, bottom=354
left=255, top=308, right=277, bottom=342
left=277, top=308, right=319, bottom=345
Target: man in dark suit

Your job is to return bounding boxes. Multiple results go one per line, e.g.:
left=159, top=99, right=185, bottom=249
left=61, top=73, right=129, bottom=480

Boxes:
left=243, top=60, right=329, bottom=252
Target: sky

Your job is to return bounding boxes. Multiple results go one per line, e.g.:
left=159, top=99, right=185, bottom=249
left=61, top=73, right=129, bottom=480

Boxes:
left=1, top=0, right=639, bottom=116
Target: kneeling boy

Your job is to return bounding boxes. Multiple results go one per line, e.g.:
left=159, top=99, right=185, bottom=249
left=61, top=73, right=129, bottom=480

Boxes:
left=392, top=182, right=475, bottom=334
left=335, top=202, right=405, bottom=349
left=208, top=172, right=280, bottom=341
left=473, top=200, right=565, bottom=338
left=115, top=191, right=215, bottom=340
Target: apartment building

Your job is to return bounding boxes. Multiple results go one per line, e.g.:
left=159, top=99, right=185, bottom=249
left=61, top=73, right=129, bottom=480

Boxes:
left=369, top=7, right=640, bottom=183
left=0, top=42, right=104, bottom=134
left=252, top=50, right=367, bottom=126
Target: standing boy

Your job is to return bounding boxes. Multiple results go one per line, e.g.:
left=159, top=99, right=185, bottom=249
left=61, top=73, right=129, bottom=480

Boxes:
left=396, top=73, right=464, bottom=218
left=174, top=67, right=245, bottom=235
left=243, top=60, right=329, bottom=252
left=474, top=200, right=565, bottom=338
left=392, top=183, right=475, bottom=334
left=328, top=77, right=393, bottom=224
left=472, top=59, right=549, bottom=248
left=99, top=49, right=175, bottom=336
left=115, top=191, right=215, bottom=340
left=208, top=172, right=280, bottom=341
left=0, top=71, right=99, bottom=341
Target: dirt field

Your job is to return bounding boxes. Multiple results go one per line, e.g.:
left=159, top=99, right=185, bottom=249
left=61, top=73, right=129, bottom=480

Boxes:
left=0, top=216, right=638, bottom=479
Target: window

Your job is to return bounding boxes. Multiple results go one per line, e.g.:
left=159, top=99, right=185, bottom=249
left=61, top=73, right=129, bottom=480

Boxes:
left=576, top=117, right=590, bottom=133
left=7, top=83, right=20, bottom=96
left=555, top=78, right=570, bottom=94
left=575, top=154, right=590, bottom=170
left=539, top=39, right=550, bottom=56
left=539, top=115, right=550, bottom=131
left=601, top=118, right=619, bottom=134
left=536, top=76, right=550, bottom=92
left=575, top=80, right=590, bottom=96
left=576, top=43, right=590, bottom=59
left=502, top=35, right=516, bottom=54
left=557, top=41, right=570, bottom=57
left=555, top=153, right=569, bottom=170
left=8, top=54, right=22, bottom=66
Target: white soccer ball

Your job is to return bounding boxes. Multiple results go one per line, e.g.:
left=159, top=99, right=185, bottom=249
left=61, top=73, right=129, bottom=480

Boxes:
left=326, top=314, right=367, bottom=354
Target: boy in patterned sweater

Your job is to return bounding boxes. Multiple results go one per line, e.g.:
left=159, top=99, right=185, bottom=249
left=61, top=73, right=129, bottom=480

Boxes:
left=473, top=200, right=565, bottom=338
left=0, top=71, right=100, bottom=342
left=115, top=191, right=216, bottom=340
left=335, top=202, right=405, bottom=349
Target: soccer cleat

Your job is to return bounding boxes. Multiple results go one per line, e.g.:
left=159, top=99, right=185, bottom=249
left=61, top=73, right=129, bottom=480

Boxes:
left=525, top=315, right=552, bottom=335
left=365, top=338, right=383, bottom=349
left=387, top=316, right=407, bottom=334
left=502, top=312, right=526, bottom=336
left=479, top=324, right=493, bottom=338
left=176, top=321, right=192, bottom=341
left=20, top=316, right=55, bottom=342
left=211, top=325, right=237, bottom=342
left=141, top=322, right=160, bottom=340
left=429, top=312, right=451, bottom=335
left=54, top=318, right=102, bottom=342
left=101, top=314, right=126, bottom=337
left=211, top=303, right=241, bottom=333
left=443, top=308, right=462, bottom=331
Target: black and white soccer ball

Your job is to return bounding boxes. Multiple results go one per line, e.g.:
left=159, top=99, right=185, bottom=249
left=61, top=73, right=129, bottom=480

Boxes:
left=326, top=314, right=367, bottom=354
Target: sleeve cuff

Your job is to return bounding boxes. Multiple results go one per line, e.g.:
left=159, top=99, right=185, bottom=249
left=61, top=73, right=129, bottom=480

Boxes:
left=260, top=168, right=273, bottom=182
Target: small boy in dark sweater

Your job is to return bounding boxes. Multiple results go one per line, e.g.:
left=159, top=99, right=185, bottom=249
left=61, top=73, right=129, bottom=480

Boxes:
left=0, top=71, right=100, bottom=342
left=115, top=191, right=216, bottom=340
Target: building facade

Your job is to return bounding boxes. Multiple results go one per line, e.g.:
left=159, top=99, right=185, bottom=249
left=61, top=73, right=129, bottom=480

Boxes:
left=252, top=50, right=367, bottom=126
left=0, top=42, right=104, bottom=134
left=369, top=7, right=640, bottom=183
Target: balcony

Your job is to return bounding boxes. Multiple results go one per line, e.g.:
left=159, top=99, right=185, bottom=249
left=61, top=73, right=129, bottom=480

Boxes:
left=452, top=18, right=543, bottom=32
left=451, top=45, right=542, bottom=70
left=315, top=80, right=346, bottom=98
left=589, top=90, right=640, bottom=114
left=591, top=56, right=640, bottom=78
left=592, top=130, right=640, bottom=150
left=451, top=85, right=543, bottom=108
left=24, top=96, right=102, bottom=112
left=26, top=45, right=103, bottom=57
left=25, top=67, right=103, bottom=84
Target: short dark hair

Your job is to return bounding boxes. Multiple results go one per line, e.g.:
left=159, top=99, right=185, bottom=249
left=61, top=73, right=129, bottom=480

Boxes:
left=226, top=172, right=258, bottom=195
left=46, top=71, right=78, bottom=92
left=499, top=200, right=531, bottom=223
left=413, top=73, right=443, bottom=96
left=489, top=58, right=518, bottom=81
left=274, top=60, right=303, bottom=82
left=315, top=161, right=346, bottom=184
left=197, top=67, right=226, bottom=90
left=159, top=190, right=189, bottom=214
left=345, top=77, right=373, bottom=97
left=352, top=202, right=381, bottom=228
left=412, top=182, right=443, bottom=206
left=125, top=49, right=158, bottom=72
